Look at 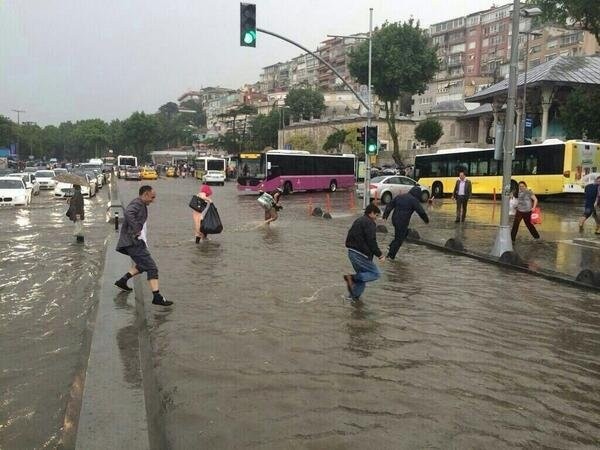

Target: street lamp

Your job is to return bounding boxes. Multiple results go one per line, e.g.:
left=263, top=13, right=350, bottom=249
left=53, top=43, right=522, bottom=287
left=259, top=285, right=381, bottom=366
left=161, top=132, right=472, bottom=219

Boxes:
left=491, top=1, right=541, bottom=256
left=518, top=30, right=543, bottom=145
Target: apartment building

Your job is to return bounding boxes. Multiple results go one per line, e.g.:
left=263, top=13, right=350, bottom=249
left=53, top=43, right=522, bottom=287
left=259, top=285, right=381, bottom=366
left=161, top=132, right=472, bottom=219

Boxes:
left=289, top=53, right=319, bottom=88
left=524, top=27, right=600, bottom=69
left=316, top=34, right=366, bottom=92
left=259, top=61, right=291, bottom=92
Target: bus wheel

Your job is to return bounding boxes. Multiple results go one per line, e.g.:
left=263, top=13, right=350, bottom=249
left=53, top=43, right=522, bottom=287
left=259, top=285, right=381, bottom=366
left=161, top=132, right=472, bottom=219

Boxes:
left=510, top=180, right=518, bottom=193
left=329, top=180, right=337, bottom=192
left=420, top=190, right=430, bottom=203
left=432, top=182, right=443, bottom=198
left=381, top=191, right=392, bottom=204
left=283, top=181, right=293, bottom=195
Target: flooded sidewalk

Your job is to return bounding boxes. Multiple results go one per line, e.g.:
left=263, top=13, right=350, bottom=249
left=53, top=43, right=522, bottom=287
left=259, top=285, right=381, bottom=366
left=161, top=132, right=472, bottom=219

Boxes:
left=117, top=180, right=600, bottom=449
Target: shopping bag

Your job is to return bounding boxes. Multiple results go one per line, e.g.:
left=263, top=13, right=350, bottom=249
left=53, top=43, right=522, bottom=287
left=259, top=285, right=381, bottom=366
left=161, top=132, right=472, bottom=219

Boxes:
left=200, top=204, right=223, bottom=234
left=73, top=220, right=84, bottom=237
left=530, top=206, right=542, bottom=225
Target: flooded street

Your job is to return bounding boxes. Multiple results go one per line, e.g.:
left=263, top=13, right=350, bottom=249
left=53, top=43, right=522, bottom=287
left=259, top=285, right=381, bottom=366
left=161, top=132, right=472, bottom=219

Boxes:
left=0, top=189, right=109, bottom=449
left=117, top=179, right=600, bottom=449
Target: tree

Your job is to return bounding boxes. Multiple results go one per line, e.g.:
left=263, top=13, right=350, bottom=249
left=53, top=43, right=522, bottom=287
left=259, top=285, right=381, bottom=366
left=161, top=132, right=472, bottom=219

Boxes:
left=528, top=0, right=600, bottom=43
left=0, top=115, right=15, bottom=148
left=284, top=88, right=325, bottom=121
left=180, top=99, right=207, bottom=127
left=250, top=110, right=279, bottom=150
left=287, top=134, right=315, bottom=150
left=560, top=86, right=600, bottom=141
left=122, top=112, right=159, bottom=160
left=349, top=19, right=439, bottom=163
left=322, top=129, right=348, bottom=152
left=414, top=118, right=444, bottom=147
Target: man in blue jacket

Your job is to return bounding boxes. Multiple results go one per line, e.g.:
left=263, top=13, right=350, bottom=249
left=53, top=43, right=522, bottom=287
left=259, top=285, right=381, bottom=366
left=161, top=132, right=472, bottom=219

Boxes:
left=344, top=204, right=385, bottom=302
left=382, top=186, right=429, bottom=260
left=114, top=185, right=172, bottom=306
left=579, top=176, right=600, bottom=233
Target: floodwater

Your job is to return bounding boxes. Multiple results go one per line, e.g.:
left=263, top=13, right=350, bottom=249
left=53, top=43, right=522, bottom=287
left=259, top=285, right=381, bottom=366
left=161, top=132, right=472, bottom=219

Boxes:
left=118, top=179, right=600, bottom=449
left=0, top=187, right=109, bottom=449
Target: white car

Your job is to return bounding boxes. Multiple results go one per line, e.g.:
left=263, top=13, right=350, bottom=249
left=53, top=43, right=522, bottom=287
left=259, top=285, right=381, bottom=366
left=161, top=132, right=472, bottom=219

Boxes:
left=54, top=173, right=97, bottom=198
left=34, top=170, right=57, bottom=190
left=0, top=177, right=31, bottom=206
left=357, top=175, right=431, bottom=204
left=7, top=173, right=40, bottom=196
left=202, top=170, right=226, bottom=186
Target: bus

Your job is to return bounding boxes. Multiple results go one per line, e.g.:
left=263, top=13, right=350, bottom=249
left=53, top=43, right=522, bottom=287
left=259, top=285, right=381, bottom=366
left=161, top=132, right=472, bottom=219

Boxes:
left=117, top=155, right=138, bottom=167
left=414, top=139, right=600, bottom=197
left=237, top=149, right=356, bottom=194
left=195, top=156, right=226, bottom=178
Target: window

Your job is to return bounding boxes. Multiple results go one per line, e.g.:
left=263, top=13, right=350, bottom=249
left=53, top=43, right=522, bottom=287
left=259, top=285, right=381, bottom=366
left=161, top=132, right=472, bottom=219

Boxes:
left=469, top=28, right=477, bottom=36
left=468, top=41, right=476, bottom=49
left=482, top=38, right=489, bottom=47
left=466, top=65, right=475, bottom=74
left=490, top=35, right=503, bottom=46
left=547, top=40, right=557, bottom=49
left=546, top=53, right=557, bottom=61
left=451, top=43, right=466, bottom=53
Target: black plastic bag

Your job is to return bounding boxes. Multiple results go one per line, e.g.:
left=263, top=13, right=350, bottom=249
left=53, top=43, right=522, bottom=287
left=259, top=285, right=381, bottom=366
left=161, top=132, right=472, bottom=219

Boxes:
left=200, top=204, right=223, bottom=234
left=189, top=195, right=207, bottom=213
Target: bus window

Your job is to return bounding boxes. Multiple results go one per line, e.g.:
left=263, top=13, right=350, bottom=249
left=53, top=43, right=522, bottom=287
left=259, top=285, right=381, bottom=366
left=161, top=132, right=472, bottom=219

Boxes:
left=490, top=159, right=499, bottom=175
left=469, top=161, right=478, bottom=176
left=478, top=160, right=489, bottom=176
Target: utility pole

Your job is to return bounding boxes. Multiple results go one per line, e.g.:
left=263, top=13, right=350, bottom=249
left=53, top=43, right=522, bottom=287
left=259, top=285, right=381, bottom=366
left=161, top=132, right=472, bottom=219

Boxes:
left=364, top=8, right=373, bottom=209
left=12, top=109, right=25, bottom=159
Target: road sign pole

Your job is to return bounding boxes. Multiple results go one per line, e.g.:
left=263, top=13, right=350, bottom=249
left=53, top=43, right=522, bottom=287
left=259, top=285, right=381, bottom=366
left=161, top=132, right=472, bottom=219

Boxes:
left=363, top=8, right=373, bottom=209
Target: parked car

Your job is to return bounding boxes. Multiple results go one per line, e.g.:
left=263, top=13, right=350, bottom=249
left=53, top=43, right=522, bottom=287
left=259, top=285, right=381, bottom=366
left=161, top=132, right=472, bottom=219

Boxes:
left=141, top=167, right=158, bottom=180
left=34, top=170, right=58, bottom=190
left=117, top=165, right=129, bottom=179
left=7, top=173, right=40, bottom=196
left=202, top=170, right=226, bottom=186
left=165, top=166, right=176, bottom=177
left=53, top=168, right=68, bottom=177
left=0, top=177, right=31, bottom=206
left=357, top=175, right=431, bottom=204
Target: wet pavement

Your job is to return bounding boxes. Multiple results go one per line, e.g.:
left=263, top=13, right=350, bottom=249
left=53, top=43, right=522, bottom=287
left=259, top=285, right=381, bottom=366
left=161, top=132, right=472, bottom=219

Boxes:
left=0, top=187, right=110, bottom=449
left=116, top=179, right=600, bottom=449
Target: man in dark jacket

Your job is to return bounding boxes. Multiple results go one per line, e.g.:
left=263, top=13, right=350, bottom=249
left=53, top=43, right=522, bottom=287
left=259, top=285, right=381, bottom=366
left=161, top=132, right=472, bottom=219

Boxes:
left=579, top=175, right=600, bottom=233
left=452, top=170, right=472, bottom=222
left=343, top=204, right=385, bottom=301
left=382, top=186, right=429, bottom=260
left=114, top=185, right=172, bottom=306
left=66, top=184, right=85, bottom=243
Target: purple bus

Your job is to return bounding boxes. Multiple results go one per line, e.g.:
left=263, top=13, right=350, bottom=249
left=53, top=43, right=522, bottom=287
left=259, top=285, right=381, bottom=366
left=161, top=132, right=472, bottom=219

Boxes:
left=237, top=150, right=356, bottom=194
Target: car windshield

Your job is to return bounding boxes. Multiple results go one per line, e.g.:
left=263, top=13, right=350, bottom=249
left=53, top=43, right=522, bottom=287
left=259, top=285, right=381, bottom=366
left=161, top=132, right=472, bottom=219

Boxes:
left=128, top=169, right=140, bottom=173
left=370, top=176, right=387, bottom=183
left=0, top=179, right=24, bottom=189
left=54, top=168, right=67, bottom=174
left=35, top=171, right=55, bottom=177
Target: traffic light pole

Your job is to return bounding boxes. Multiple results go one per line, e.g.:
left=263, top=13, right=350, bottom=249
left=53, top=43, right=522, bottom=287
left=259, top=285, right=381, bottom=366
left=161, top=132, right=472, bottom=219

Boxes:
left=363, top=8, right=373, bottom=210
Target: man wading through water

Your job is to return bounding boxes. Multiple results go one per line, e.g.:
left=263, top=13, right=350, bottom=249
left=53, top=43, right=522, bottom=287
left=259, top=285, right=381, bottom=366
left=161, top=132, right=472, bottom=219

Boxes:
left=114, top=185, right=172, bottom=306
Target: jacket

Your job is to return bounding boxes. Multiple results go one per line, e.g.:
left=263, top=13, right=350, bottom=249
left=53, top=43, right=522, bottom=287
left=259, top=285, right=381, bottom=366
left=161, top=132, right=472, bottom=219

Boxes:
left=453, top=179, right=472, bottom=198
left=66, top=190, right=84, bottom=222
left=383, top=186, right=429, bottom=227
left=116, top=197, right=148, bottom=254
left=584, top=183, right=599, bottom=208
left=345, top=215, right=382, bottom=260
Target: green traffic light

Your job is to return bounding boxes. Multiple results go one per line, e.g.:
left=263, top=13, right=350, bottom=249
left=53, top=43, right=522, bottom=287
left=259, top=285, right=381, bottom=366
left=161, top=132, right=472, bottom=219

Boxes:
left=244, top=30, right=256, bottom=45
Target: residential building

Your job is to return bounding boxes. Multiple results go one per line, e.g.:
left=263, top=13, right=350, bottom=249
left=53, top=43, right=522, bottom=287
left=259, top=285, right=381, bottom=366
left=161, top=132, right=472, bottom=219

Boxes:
left=259, top=61, right=291, bottom=92
left=289, top=53, right=319, bottom=88
left=316, top=34, right=367, bottom=92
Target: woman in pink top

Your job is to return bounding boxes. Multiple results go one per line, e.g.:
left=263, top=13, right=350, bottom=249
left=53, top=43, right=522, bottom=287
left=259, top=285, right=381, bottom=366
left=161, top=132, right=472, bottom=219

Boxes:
left=192, top=183, right=213, bottom=243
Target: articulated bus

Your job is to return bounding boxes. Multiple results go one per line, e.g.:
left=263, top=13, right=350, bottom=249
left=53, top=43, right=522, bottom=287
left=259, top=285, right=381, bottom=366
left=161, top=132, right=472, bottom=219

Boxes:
left=414, top=139, right=600, bottom=197
left=237, top=149, right=356, bottom=194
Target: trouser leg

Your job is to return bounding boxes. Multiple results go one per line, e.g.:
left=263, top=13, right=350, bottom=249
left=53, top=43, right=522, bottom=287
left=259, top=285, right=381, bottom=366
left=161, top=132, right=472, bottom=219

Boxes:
left=511, top=211, right=523, bottom=241
left=348, top=250, right=381, bottom=298
left=461, top=198, right=468, bottom=221
left=388, top=225, right=408, bottom=259
left=522, top=211, right=540, bottom=238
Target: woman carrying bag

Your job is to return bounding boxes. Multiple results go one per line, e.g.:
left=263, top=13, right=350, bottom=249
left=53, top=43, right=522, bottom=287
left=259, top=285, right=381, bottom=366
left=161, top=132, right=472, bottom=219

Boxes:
left=66, top=184, right=85, bottom=243
left=511, top=181, right=540, bottom=243
left=190, top=184, right=212, bottom=243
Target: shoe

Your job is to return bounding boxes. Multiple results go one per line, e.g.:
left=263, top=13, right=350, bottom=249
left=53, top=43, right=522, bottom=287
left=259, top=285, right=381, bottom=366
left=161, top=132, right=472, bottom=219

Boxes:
left=386, top=254, right=395, bottom=261
left=454, top=218, right=460, bottom=223
left=152, top=295, right=173, bottom=306
left=579, top=224, right=584, bottom=232
left=195, top=236, right=201, bottom=244
left=343, top=275, right=355, bottom=297
left=114, top=279, right=132, bottom=292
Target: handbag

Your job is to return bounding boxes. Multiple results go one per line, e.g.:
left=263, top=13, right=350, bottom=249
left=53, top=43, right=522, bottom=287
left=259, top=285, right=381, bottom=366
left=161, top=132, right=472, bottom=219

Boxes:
left=530, top=206, right=542, bottom=224
left=189, top=195, right=207, bottom=213
left=200, top=203, right=223, bottom=234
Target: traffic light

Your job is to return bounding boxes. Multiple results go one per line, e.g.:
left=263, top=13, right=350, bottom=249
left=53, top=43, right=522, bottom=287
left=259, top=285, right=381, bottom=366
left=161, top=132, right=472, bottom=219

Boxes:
left=366, top=126, right=378, bottom=155
left=357, top=127, right=366, bottom=144
left=240, top=3, right=256, bottom=47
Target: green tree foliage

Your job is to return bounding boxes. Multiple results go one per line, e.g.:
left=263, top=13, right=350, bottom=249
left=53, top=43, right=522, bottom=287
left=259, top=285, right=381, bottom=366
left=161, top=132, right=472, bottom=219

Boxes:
left=344, top=128, right=365, bottom=154
left=528, top=0, right=600, bottom=43
left=560, top=86, right=600, bottom=141
left=250, top=109, right=279, bottom=150
left=0, top=115, right=16, bottom=147
left=122, top=112, right=159, bottom=159
left=414, top=118, right=444, bottom=147
left=349, top=19, right=439, bottom=163
left=287, top=134, right=315, bottom=151
left=179, top=99, right=207, bottom=127
left=323, top=129, right=349, bottom=151
left=284, top=88, right=325, bottom=121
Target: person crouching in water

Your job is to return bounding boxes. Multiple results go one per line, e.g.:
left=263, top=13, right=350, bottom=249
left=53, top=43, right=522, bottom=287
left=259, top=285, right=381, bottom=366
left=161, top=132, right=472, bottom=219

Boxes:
left=382, top=186, right=429, bottom=260
left=343, top=204, right=385, bottom=302
left=264, top=187, right=283, bottom=225
left=192, top=183, right=213, bottom=243
left=66, top=184, right=85, bottom=243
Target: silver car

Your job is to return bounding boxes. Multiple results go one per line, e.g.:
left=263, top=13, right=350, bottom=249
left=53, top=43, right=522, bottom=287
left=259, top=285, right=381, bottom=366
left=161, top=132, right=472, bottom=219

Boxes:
left=357, top=175, right=431, bottom=204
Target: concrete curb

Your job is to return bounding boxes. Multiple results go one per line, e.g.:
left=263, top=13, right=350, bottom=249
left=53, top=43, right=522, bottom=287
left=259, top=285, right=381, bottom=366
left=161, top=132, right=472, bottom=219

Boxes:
left=406, top=235, right=600, bottom=292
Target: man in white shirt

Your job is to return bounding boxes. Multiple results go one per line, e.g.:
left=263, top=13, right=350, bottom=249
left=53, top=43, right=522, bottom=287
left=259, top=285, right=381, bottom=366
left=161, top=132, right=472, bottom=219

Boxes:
left=452, top=171, right=472, bottom=223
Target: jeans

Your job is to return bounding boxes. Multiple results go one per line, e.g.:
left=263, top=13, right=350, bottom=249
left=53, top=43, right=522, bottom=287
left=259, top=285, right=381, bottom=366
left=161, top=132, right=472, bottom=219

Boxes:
left=347, top=250, right=381, bottom=299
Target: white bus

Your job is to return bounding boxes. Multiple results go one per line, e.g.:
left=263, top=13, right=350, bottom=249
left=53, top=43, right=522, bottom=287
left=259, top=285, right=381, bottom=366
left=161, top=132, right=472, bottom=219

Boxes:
left=117, top=155, right=138, bottom=167
left=195, top=156, right=226, bottom=184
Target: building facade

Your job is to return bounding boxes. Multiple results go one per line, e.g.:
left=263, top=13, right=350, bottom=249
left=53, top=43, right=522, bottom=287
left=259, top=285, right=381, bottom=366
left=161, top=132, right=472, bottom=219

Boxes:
left=316, top=34, right=366, bottom=92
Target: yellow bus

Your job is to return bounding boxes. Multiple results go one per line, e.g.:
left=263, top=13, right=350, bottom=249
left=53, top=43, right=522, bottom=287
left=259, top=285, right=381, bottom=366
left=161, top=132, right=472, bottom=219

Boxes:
left=414, top=139, right=600, bottom=197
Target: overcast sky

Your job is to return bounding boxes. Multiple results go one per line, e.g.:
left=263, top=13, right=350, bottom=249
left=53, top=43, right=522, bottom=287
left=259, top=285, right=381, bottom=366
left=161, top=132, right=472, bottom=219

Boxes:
left=1, top=0, right=501, bottom=125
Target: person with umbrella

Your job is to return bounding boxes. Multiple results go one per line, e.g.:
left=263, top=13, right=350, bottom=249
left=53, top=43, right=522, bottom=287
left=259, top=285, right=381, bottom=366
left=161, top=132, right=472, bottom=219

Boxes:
left=66, top=184, right=85, bottom=243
